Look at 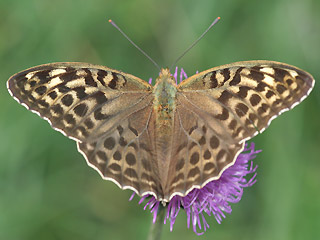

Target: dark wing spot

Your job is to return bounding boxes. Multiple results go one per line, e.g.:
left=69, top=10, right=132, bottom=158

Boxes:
left=58, top=85, right=71, bottom=93
left=210, top=135, right=219, bottom=149
left=92, top=91, right=108, bottom=104
left=38, top=100, right=49, bottom=108
left=209, top=72, right=218, bottom=88
left=249, top=113, right=258, bottom=122
left=61, top=94, right=73, bottom=106
left=109, top=163, right=121, bottom=172
left=124, top=168, right=138, bottom=179
left=35, top=86, right=47, bottom=95
left=216, top=149, right=227, bottom=162
left=85, top=74, right=97, bottom=87
left=97, top=70, right=108, bottom=86
left=190, top=152, right=200, bottom=165
left=221, top=68, right=230, bottom=83
left=218, top=90, right=233, bottom=104
left=274, top=68, right=288, bottom=82
left=215, top=107, right=229, bottom=120
left=59, top=70, right=78, bottom=82
left=84, top=118, right=94, bottom=129
left=119, top=137, right=127, bottom=147
left=250, top=94, right=262, bottom=106
left=76, top=126, right=88, bottom=137
left=286, top=79, right=293, bottom=86
left=108, top=73, right=118, bottom=89
left=248, top=69, right=265, bottom=81
left=175, top=158, right=185, bottom=171
left=113, top=151, right=122, bottom=161
left=266, top=90, right=275, bottom=99
left=204, top=162, right=215, bottom=172
left=64, top=114, right=75, bottom=125
left=117, top=125, right=124, bottom=135
left=104, top=137, right=116, bottom=150
left=229, top=67, right=244, bottom=86
left=228, top=119, right=237, bottom=130
left=203, top=149, right=211, bottom=160
left=125, top=153, right=136, bottom=166
left=236, top=103, right=249, bottom=117
left=187, top=167, right=200, bottom=178
left=255, top=82, right=268, bottom=92
left=198, top=136, right=206, bottom=145
left=51, top=104, right=63, bottom=115
left=59, top=70, right=77, bottom=82
left=94, top=107, right=109, bottom=120
left=276, top=84, right=287, bottom=94
left=34, top=70, right=51, bottom=83
left=74, top=87, right=88, bottom=99
left=202, top=125, right=207, bottom=133
left=258, top=103, right=269, bottom=115
left=73, top=103, right=88, bottom=117
left=48, top=91, right=57, bottom=99
left=29, top=80, right=36, bottom=87
left=97, top=151, right=108, bottom=162
left=237, top=86, right=250, bottom=98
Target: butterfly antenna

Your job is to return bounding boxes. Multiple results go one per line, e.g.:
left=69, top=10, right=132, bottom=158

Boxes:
left=109, top=19, right=161, bottom=71
left=170, top=17, right=221, bottom=70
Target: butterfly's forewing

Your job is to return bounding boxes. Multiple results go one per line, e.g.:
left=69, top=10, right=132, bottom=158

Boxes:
left=168, top=61, right=314, bottom=197
left=7, top=62, right=163, bottom=197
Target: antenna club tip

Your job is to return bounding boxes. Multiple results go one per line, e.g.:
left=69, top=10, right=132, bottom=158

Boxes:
left=217, top=17, right=221, bottom=19
left=108, top=19, right=112, bottom=23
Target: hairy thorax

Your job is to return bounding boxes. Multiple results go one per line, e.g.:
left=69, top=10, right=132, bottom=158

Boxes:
left=153, top=69, right=177, bottom=137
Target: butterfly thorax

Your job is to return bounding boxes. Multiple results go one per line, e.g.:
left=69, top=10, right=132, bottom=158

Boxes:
left=153, top=68, right=177, bottom=133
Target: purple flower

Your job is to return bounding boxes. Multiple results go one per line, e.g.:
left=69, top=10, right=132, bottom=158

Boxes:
left=130, top=68, right=261, bottom=235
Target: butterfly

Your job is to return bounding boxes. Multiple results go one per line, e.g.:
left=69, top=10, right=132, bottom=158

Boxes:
left=7, top=60, right=314, bottom=202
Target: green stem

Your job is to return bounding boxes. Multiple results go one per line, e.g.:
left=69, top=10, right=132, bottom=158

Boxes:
left=147, top=205, right=165, bottom=240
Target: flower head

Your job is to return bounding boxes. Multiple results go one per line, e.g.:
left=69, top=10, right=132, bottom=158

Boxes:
left=130, top=68, right=261, bottom=235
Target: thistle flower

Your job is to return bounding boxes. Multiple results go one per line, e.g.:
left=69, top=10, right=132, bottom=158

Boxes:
left=130, top=68, right=261, bottom=235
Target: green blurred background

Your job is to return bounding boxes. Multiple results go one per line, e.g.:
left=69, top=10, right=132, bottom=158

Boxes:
left=0, top=0, right=319, bottom=239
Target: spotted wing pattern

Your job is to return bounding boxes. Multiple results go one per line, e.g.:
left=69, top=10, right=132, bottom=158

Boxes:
left=7, top=60, right=315, bottom=202
left=7, top=62, right=164, bottom=197
left=166, top=61, right=314, bottom=198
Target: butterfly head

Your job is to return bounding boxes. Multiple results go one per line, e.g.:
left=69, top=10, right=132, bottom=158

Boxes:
left=156, top=68, right=177, bottom=86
